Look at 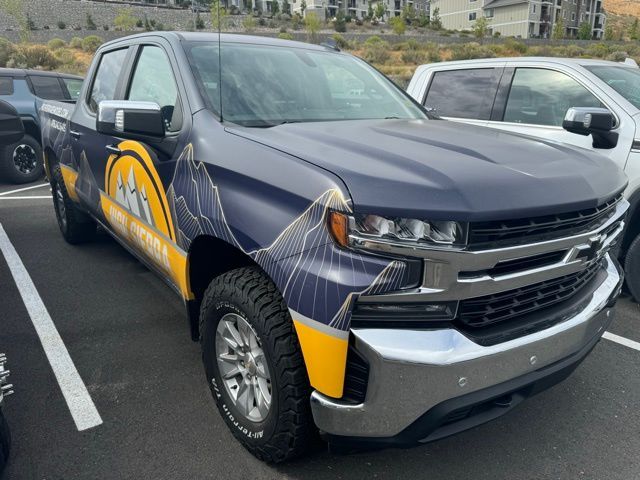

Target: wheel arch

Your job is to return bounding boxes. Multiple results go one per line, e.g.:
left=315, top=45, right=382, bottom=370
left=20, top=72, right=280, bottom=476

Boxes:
left=186, top=235, right=264, bottom=341
left=621, top=188, right=640, bottom=258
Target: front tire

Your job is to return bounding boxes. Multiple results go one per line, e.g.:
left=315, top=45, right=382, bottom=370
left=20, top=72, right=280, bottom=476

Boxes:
left=199, top=267, right=315, bottom=463
left=624, top=234, right=640, bottom=302
left=51, top=165, right=96, bottom=244
left=0, top=134, right=44, bottom=184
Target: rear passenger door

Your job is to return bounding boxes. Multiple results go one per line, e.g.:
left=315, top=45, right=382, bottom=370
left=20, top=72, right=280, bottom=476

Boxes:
left=420, top=66, right=504, bottom=128
left=487, top=66, right=606, bottom=149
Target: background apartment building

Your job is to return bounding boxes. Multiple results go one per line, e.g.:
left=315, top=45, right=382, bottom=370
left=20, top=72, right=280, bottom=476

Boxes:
left=291, top=0, right=429, bottom=20
left=430, top=0, right=605, bottom=39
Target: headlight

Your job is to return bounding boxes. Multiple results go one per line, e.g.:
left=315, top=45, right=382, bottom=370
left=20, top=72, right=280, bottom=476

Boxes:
left=329, top=212, right=467, bottom=248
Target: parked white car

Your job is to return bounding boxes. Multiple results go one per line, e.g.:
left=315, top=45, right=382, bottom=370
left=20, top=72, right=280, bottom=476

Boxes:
left=407, top=57, right=640, bottom=300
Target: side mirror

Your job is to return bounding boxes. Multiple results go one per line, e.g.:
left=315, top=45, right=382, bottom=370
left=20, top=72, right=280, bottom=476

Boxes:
left=562, top=107, right=618, bottom=149
left=0, top=100, right=25, bottom=144
left=97, top=100, right=165, bottom=138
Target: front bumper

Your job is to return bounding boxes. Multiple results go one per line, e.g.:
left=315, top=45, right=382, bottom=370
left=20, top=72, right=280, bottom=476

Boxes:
left=311, top=255, right=622, bottom=446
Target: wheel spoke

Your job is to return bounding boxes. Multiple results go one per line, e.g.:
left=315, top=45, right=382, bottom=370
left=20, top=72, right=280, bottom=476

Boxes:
left=254, top=380, right=269, bottom=418
left=224, top=321, right=245, bottom=350
left=222, top=366, right=242, bottom=380
left=218, top=352, right=238, bottom=364
left=254, top=353, right=268, bottom=378
left=256, top=377, right=271, bottom=410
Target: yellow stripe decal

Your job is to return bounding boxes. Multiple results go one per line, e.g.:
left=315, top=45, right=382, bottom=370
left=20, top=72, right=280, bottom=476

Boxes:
left=291, top=310, right=348, bottom=399
left=59, top=164, right=79, bottom=202
left=100, top=193, right=192, bottom=299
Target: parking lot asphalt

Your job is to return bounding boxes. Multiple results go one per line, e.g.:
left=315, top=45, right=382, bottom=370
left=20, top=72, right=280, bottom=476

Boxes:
left=0, top=179, right=639, bottom=480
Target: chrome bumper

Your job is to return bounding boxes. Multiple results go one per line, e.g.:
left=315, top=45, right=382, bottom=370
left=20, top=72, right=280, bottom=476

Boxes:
left=311, top=255, right=621, bottom=439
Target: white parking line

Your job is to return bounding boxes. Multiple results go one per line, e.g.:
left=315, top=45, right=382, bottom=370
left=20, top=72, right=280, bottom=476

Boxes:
left=0, top=223, right=103, bottom=431
left=0, top=196, right=52, bottom=200
left=0, top=183, right=49, bottom=197
left=604, top=331, right=640, bottom=352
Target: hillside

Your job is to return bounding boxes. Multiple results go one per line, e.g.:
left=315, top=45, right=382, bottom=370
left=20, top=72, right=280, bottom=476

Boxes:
left=605, top=0, right=640, bottom=17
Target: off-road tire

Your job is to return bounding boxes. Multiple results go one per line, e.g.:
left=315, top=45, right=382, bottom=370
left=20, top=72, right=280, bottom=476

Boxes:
left=624, top=234, right=640, bottom=302
left=0, top=134, right=44, bottom=184
left=0, top=408, right=10, bottom=473
left=51, top=165, right=96, bottom=244
left=199, top=266, right=315, bottom=463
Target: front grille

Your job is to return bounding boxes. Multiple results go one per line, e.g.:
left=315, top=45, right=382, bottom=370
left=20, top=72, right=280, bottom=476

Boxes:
left=469, top=195, right=621, bottom=248
left=458, top=261, right=602, bottom=329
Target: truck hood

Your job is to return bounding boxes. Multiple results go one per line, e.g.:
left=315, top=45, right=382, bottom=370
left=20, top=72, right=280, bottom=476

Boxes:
left=231, top=119, right=627, bottom=221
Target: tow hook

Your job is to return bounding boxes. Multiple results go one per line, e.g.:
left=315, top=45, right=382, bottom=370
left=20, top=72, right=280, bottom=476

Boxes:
left=0, top=354, right=13, bottom=402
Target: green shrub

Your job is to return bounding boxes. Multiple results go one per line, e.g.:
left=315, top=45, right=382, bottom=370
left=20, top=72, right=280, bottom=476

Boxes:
left=504, top=37, right=527, bottom=54
left=82, top=35, right=103, bottom=53
left=401, top=48, right=426, bottom=64
left=607, top=51, right=628, bottom=62
left=332, top=33, right=351, bottom=49
left=47, top=38, right=66, bottom=50
left=363, top=37, right=391, bottom=64
left=9, top=44, right=60, bottom=69
left=449, top=42, right=496, bottom=61
left=0, top=38, right=15, bottom=68
left=57, top=21, right=66, bottom=30
left=243, top=15, right=257, bottom=31
left=69, top=37, right=83, bottom=49
left=278, top=32, right=294, bottom=40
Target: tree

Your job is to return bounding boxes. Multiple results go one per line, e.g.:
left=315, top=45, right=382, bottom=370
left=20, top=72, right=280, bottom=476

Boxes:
left=366, top=1, right=374, bottom=20
left=374, top=2, right=385, bottom=21
left=304, top=11, right=321, bottom=42
left=300, top=0, right=306, bottom=15
left=472, top=16, right=489, bottom=42
left=210, top=0, right=227, bottom=29
left=334, top=9, right=347, bottom=32
left=401, top=3, right=416, bottom=25
left=629, top=18, right=639, bottom=40
left=245, top=0, right=253, bottom=12
left=86, top=13, right=97, bottom=30
left=577, top=21, right=592, bottom=40
left=389, top=15, right=406, bottom=35
left=195, top=11, right=205, bottom=29
left=430, top=7, right=441, bottom=30
left=114, top=9, right=139, bottom=31
left=282, top=0, right=291, bottom=14
left=551, top=17, right=564, bottom=39
left=604, top=24, right=615, bottom=41
left=271, top=0, right=279, bottom=15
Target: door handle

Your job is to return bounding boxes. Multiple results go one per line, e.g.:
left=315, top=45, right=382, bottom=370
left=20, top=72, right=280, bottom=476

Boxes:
left=105, top=145, right=121, bottom=156
left=69, top=130, right=81, bottom=139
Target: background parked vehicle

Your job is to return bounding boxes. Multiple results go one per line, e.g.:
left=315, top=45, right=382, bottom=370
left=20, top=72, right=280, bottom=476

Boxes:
left=407, top=57, right=640, bottom=301
left=0, top=68, right=82, bottom=184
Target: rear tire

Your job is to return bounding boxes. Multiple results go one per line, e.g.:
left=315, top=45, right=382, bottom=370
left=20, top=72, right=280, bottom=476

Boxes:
left=51, top=165, right=96, bottom=244
left=199, top=266, right=315, bottom=463
left=0, top=408, right=10, bottom=474
left=624, top=234, right=640, bottom=302
left=0, top=134, right=44, bottom=184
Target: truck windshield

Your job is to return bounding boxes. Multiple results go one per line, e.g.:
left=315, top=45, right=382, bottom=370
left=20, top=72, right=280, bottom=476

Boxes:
left=185, top=42, right=427, bottom=127
left=586, top=65, right=640, bottom=109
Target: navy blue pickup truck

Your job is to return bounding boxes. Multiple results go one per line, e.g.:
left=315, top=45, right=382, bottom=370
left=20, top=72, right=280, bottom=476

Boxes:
left=39, top=33, right=628, bottom=462
left=0, top=68, right=82, bottom=183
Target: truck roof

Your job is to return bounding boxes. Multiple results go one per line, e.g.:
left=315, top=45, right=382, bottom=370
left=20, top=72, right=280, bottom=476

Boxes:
left=100, top=31, right=335, bottom=52
left=0, top=67, right=83, bottom=80
left=416, top=57, right=634, bottom=69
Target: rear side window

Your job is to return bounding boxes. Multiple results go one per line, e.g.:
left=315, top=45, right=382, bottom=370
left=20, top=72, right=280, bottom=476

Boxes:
left=30, top=75, right=66, bottom=100
left=424, top=68, right=500, bottom=120
left=88, top=48, right=129, bottom=113
left=0, top=77, right=13, bottom=95
left=62, top=78, right=84, bottom=101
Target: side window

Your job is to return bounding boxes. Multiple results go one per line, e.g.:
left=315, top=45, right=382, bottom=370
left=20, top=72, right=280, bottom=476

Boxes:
left=424, top=68, right=500, bottom=120
left=127, top=45, right=182, bottom=132
left=0, top=77, right=13, bottom=95
left=88, top=48, right=129, bottom=113
left=62, top=78, right=84, bottom=101
left=29, top=76, right=65, bottom=100
left=503, top=68, right=604, bottom=126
